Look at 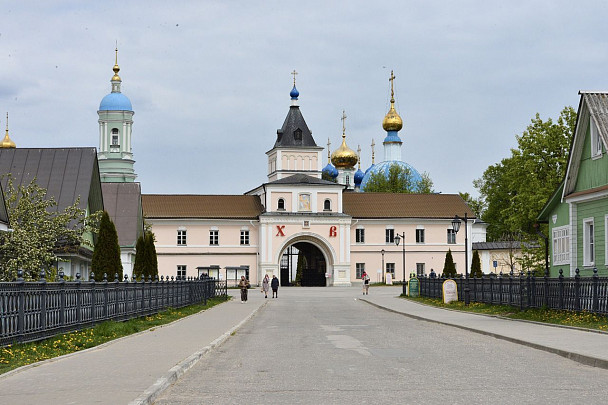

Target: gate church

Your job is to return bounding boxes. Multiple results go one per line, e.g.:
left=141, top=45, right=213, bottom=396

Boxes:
left=143, top=72, right=483, bottom=286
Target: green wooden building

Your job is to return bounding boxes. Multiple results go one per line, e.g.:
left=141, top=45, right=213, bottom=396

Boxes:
left=538, top=92, right=608, bottom=277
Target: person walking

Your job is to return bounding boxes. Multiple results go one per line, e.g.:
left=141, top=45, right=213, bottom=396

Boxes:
left=238, top=275, right=250, bottom=303
left=362, top=271, right=370, bottom=295
left=271, top=275, right=279, bottom=298
left=261, top=274, right=270, bottom=298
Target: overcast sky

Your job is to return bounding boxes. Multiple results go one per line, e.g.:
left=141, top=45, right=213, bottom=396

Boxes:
left=2, top=1, right=607, bottom=196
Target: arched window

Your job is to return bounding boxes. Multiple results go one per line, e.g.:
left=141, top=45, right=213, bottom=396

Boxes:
left=278, top=198, right=285, bottom=211
left=111, top=128, right=119, bottom=146
left=324, top=199, right=331, bottom=211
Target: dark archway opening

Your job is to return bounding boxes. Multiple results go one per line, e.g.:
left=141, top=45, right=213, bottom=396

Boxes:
left=279, top=242, right=327, bottom=286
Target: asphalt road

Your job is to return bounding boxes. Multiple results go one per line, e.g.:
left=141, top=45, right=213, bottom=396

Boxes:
left=154, top=287, right=608, bottom=404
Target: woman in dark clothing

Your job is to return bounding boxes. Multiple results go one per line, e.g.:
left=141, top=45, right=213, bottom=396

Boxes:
left=238, top=276, right=250, bottom=303
left=271, top=275, right=279, bottom=298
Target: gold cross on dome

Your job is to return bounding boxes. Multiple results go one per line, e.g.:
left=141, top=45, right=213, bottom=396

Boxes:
left=389, top=70, right=396, bottom=100
left=291, top=70, right=298, bottom=86
left=341, top=110, right=347, bottom=136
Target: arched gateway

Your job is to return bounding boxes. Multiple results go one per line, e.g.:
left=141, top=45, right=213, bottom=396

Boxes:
left=277, top=234, right=336, bottom=287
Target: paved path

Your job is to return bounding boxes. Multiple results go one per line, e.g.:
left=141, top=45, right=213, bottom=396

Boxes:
left=0, top=286, right=607, bottom=404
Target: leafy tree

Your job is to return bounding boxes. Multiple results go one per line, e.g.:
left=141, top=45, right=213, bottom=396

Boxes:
left=91, top=211, right=122, bottom=281
left=442, top=249, right=457, bottom=278
left=459, top=192, right=485, bottom=219
left=475, top=107, right=576, bottom=241
left=0, top=175, right=101, bottom=281
left=363, top=163, right=434, bottom=193
left=321, top=171, right=337, bottom=183
left=470, top=250, right=482, bottom=278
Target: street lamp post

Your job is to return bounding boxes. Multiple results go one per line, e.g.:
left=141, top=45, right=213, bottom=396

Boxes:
left=381, top=249, right=385, bottom=284
left=394, top=232, right=406, bottom=296
left=451, top=213, right=470, bottom=305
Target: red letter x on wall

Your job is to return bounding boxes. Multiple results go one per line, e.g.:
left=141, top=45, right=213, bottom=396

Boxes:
left=276, top=225, right=286, bottom=236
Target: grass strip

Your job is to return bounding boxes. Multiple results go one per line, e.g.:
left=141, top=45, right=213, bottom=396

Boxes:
left=404, top=296, right=608, bottom=332
left=0, top=296, right=229, bottom=375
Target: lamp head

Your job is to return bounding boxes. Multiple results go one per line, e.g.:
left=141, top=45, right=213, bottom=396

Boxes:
left=394, top=233, right=401, bottom=246
left=451, top=216, right=461, bottom=233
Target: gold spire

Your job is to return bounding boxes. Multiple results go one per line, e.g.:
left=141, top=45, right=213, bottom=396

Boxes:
left=1, top=113, right=16, bottom=149
left=112, top=45, right=121, bottom=82
left=331, top=110, right=358, bottom=169
left=382, top=70, right=403, bottom=132
left=371, top=139, right=375, bottom=164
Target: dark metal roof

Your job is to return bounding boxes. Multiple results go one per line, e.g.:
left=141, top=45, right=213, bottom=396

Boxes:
left=0, top=182, right=8, bottom=226
left=473, top=241, right=539, bottom=250
left=102, top=182, right=143, bottom=248
left=266, top=174, right=340, bottom=186
left=273, top=106, right=317, bottom=148
left=0, top=148, right=104, bottom=217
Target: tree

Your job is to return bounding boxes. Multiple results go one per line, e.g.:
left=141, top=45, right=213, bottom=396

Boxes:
left=470, top=250, right=482, bottom=278
left=442, top=249, right=457, bottom=278
left=475, top=107, right=576, bottom=241
left=133, top=234, right=146, bottom=280
left=144, top=231, right=158, bottom=279
left=0, top=175, right=100, bottom=281
left=459, top=192, right=485, bottom=219
left=91, top=211, right=122, bottom=281
left=321, top=171, right=337, bottom=183
left=363, top=163, right=434, bottom=193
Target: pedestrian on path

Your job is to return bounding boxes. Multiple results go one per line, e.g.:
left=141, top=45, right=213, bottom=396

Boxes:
left=271, top=275, right=279, bottom=298
left=362, top=271, right=370, bottom=295
left=261, top=274, right=270, bottom=298
left=238, top=275, right=250, bottom=303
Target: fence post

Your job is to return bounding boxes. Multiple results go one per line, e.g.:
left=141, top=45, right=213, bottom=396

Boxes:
left=558, top=269, right=564, bottom=310
left=527, top=271, right=532, bottom=310
left=39, top=269, right=47, bottom=331
left=59, top=271, right=66, bottom=329
left=90, top=272, right=96, bottom=324
left=498, top=272, right=503, bottom=305
left=75, top=273, right=82, bottom=325
left=574, top=268, right=581, bottom=312
left=519, top=271, right=525, bottom=311
left=114, top=273, right=120, bottom=319
left=543, top=268, right=549, bottom=309
left=141, top=275, right=146, bottom=315
left=16, top=270, right=25, bottom=341
left=592, top=267, right=599, bottom=313
left=509, top=270, right=513, bottom=307
left=103, top=273, right=108, bottom=320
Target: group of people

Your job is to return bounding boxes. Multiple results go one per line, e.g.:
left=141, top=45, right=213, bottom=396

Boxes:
left=238, top=271, right=372, bottom=302
left=239, top=274, right=279, bottom=303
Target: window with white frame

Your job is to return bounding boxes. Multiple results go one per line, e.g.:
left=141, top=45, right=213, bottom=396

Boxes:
left=385, top=228, right=395, bottom=244
left=591, top=121, right=603, bottom=158
left=416, top=263, right=425, bottom=276
left=447, top=229, right=456, bottom=244
left=111, top=128, right=119, bottom=146
left=277, top=198, right=285, bottom=211
left=324, top=199, right=332, bottom=211
left=583, top=218, right=595, bottom=266
left=177, top=229, right=187, bottom=246
left=552, top=226, right=570, bottom=266
left=240, top=230, right=250, bottom=245
left=356, top=263, right=365, bottom=279
left=386, top=263, right=395, bottom=276
left=416, top=228, right=425, bottom=244
left=177, top=265, right=187, bottom=280
left=210, top=229, right=219, bottom=246
left=356, top=228, right=365, bottom=243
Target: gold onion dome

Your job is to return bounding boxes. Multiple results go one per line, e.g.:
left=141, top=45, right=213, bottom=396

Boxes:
left=331, top=111, right=358, bottom=168
left=382, top=70, right=403, bottom=132
left=1, top=113, right=16, bottom=148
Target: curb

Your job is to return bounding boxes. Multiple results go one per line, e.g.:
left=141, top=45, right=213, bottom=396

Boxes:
left=360, top=298, right=608, bottom=370
left=128, top=299, right=269, bottom=405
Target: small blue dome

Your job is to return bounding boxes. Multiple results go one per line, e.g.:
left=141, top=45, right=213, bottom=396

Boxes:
left=99, top=92, right=132, bottom=111
left=290, top=85, right=299, bottom=100
left=322, top=162, right=338, bottom=179
left=360, top=160, right=423, bottom=191
left=354, top=168, right=365, bottom=186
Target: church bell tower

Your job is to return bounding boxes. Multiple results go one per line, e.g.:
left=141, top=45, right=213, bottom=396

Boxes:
left=97, top=48, right=136, bottom=182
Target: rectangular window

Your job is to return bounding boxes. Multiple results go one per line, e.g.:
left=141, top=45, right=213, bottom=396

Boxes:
left=112, top=135, right=119, bottom=146
left=416, top=229, right=425, bottom=244
left=356, top=263, right=365, bottom=279
left=552, top=226, right=570, bottom=266
left=583, top=218, right=594, bottom=266
left=356, top=228, right=365, bottom=243
left=386, top=263, right=395, bottom=276
left=177, top=265, right=187, bottom=280
left=447, top=229, right=456, bottom=244
left=177, top=230, right=187, bottom=246
left=416, top=263, right=425, bottom=276
left=591, top=122, right=603, bottom=158
left=210, top=230, right=219, bottom=246
left=385, top=229, right=395, bottom=244
left=240, top=230, right=250, bottom=246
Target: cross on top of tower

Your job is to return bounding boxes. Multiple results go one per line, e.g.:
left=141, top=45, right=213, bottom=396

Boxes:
left=291, top=69, right=298, bottom=86
left=389, top=70, right=396, bottom=103
left=341, top=110, right=347, bottom=138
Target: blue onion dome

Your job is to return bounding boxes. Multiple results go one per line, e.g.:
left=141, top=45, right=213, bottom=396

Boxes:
left=99, top=92, right=132, bottom=111
left=323, top=162, right=339, bottom=179
left=360, top=161, right=423, bottom=191
left=290, top=85, right=299, bottom=100
left=354, top=168, right=365, bottom=186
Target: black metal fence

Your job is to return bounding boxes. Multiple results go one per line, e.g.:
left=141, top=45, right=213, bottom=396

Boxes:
left=419, top=268, right=608, bottom=315
left=0, top=270, right=228, bottom=347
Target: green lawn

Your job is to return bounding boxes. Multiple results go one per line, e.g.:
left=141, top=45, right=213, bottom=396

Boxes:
left=404, top=296, right=608, bottom=332
left=0, top=296, right=229, bottom=375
